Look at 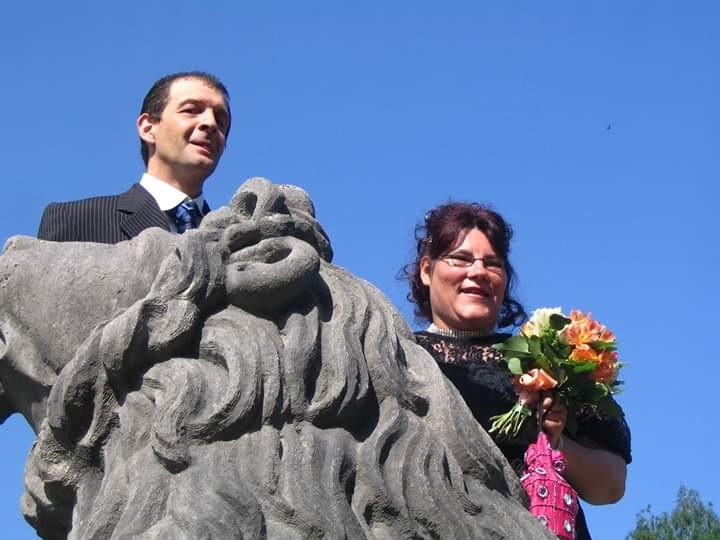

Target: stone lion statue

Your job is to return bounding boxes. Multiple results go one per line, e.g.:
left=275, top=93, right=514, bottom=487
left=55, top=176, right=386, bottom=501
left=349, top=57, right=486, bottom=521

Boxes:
left=0, top=178, right=550, bottom=539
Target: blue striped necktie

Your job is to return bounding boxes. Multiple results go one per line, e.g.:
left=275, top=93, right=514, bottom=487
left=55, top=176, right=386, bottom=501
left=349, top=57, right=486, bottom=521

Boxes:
left=174, top=200, right=202, bottom=233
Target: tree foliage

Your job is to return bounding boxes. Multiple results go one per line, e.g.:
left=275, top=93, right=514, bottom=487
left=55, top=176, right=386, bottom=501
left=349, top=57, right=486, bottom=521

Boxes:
left=627, top=486, right=720, bottom=540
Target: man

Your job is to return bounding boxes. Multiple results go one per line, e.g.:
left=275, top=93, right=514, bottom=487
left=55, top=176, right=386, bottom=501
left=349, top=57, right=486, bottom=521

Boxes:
left=38, top=71, right=231, bottom=243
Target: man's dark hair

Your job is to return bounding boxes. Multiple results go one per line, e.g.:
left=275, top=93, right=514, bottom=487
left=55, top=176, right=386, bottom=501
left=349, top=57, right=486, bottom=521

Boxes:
left=139, top=71, right=231, bottom=166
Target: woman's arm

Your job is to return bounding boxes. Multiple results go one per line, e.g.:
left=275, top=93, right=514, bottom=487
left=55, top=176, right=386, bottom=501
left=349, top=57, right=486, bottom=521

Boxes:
left=562, top=435, right=627, bottom=504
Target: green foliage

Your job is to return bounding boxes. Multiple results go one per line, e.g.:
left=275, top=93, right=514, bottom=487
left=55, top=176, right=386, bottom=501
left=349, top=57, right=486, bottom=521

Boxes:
left=508, top=357, right=523, bottom=375
left=549, top=313, right=571, bottom=330
left=498, top=335, right=529, bottom=355
left=627, top=486, right=720, bottom=540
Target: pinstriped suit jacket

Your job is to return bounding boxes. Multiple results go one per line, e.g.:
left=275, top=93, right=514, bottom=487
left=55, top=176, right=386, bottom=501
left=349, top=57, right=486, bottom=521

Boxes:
left=37, top=183, right=171, bottom=243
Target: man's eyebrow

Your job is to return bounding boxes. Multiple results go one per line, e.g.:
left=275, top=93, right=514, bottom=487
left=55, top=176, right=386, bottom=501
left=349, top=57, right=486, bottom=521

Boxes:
left=177, top=98, right=229, bottom=111
left=177, top=98, right=203, bottom=106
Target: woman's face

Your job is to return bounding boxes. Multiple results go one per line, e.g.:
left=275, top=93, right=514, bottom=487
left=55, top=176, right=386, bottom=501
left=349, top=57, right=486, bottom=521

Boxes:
left=420, top=228, right=508, bottom=332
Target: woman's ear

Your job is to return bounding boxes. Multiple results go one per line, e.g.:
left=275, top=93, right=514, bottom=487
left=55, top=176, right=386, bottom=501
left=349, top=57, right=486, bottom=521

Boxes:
left=419, top=256, right=432, bottom=286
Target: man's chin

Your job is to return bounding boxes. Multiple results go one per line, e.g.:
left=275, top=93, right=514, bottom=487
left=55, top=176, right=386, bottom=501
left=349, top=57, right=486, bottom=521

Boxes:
left=188, top=158, right=218, bottom=177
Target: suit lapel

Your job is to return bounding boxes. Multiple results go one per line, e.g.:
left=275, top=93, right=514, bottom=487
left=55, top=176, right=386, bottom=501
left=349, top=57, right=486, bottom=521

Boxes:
left=117, top=183, right=170, bottom=239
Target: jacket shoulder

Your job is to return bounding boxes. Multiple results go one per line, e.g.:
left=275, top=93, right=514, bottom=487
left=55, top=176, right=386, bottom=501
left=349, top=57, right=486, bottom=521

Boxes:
left=37, top=193, right=123, bottom=242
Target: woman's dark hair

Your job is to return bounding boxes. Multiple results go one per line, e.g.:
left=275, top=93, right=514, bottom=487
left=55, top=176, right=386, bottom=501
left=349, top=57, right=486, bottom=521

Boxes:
left=404, top=202, right=527, bottom=329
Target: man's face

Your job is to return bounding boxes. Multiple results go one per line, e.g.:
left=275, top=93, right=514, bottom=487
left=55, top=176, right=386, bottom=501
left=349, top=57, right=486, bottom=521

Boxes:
left=139, top=77, right=230, bottom=192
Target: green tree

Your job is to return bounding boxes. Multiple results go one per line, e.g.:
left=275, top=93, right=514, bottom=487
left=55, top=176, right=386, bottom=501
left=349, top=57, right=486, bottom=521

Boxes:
left=627, top=486, right=720, bottom=540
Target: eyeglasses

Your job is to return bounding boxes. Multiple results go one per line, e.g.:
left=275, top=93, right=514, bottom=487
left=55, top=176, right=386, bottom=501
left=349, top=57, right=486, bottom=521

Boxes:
left=439, top=253, right=505, bottom=273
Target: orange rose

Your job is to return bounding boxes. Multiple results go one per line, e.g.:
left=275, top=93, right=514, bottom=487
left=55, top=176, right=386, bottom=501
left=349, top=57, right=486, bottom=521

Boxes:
left=591, top=351, right=619, bottom=383
left=565, top=319, right=598, bottom=346
left=515, top=368, right=559, bottom=391
left=569, top=343, right=599, bottom=363
left=599, top=327, right=616, bottom=343
left=565, top=309, right=616, bottom=345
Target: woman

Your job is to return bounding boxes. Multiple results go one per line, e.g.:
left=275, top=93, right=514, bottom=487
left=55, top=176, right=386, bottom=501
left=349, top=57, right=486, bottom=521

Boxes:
left=405, top=202, right=631, bottom=540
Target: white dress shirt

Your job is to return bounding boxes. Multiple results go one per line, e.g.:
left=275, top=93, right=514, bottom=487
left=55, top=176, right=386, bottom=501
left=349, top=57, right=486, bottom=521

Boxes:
left=140, top=173, right=206, bottom=232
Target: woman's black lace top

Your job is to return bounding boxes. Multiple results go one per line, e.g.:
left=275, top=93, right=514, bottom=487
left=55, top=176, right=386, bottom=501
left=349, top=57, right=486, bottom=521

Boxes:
left=415, top=330, right=631, bottom=540
left=415, top=331, right=632, bottom=469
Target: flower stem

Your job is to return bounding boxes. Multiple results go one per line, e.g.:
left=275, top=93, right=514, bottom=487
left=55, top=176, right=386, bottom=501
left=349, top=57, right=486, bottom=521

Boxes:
left=489, top=401, right=533, bottom=441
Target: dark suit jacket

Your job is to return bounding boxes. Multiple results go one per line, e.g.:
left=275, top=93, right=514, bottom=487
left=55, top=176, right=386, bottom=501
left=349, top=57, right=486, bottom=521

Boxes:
left=38, top=183, right=171, bottom=243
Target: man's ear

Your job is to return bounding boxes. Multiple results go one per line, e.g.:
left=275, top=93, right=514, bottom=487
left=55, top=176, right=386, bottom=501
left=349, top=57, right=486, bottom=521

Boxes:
left=419, top=256, right=433, bottom=286
left=137, top=113, right=157, bottom=145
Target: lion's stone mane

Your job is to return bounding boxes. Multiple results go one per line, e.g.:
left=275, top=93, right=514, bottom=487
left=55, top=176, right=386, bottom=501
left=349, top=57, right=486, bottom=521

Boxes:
left=1, top=179, right=550, bottom=539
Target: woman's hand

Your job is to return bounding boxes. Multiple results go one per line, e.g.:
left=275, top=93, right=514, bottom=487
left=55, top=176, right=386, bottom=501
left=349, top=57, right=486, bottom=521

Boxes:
left=541, top=394, right=567, bottom=449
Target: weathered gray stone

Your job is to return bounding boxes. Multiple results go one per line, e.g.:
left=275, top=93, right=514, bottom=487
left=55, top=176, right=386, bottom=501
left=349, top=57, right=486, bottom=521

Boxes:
left=0, top=178, right=552, bottom=539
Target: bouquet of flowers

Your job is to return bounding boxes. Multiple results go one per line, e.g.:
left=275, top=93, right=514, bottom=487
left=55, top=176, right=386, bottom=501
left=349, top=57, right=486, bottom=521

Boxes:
left=489, top=307, right=624, bottom=441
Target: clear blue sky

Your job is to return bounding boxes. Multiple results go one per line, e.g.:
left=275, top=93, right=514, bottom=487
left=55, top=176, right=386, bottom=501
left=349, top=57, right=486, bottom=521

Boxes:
left=1, top=2, right=718, bottom=538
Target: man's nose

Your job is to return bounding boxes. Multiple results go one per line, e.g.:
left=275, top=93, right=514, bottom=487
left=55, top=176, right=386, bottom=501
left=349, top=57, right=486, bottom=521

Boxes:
left=198, top=109, right=218, bottom=130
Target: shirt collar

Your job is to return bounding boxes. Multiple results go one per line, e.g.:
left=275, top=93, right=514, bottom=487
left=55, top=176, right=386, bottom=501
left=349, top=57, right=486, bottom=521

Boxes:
left=140, top=173, right=206, bottom=214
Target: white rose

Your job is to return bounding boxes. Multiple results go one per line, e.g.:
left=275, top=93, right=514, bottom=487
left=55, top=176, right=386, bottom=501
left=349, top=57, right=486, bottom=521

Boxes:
left=522, top=307, right=563, bottom=336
